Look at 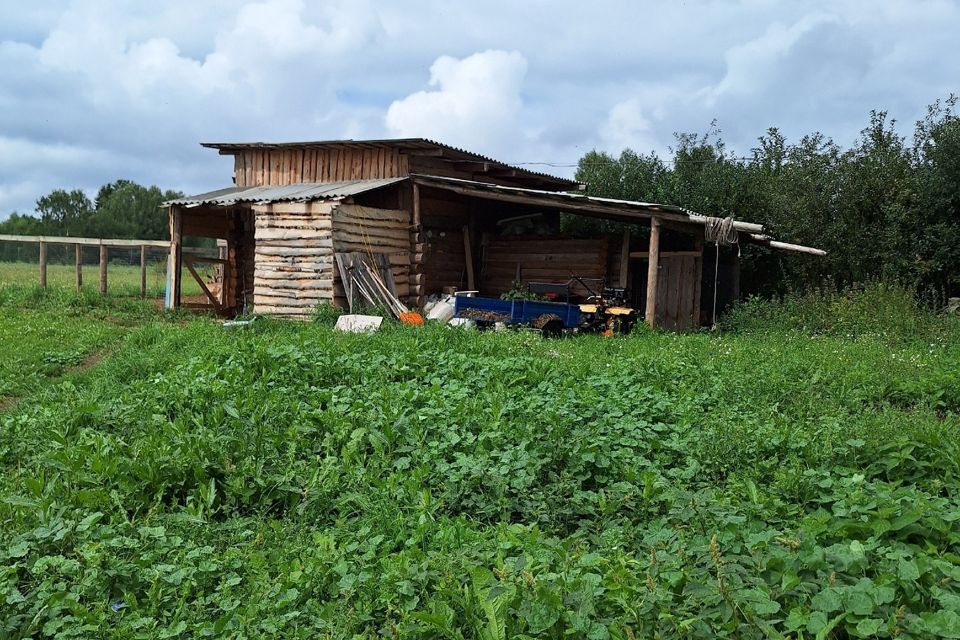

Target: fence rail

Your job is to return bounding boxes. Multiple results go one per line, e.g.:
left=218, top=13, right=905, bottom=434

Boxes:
left=0, top=234, right=224, bottom=298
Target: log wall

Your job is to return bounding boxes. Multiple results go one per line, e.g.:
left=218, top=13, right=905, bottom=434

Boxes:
left=234, top=148, right=409, bottom=187
left=330, top=204, right=412, bottom=308
left=479, top=235, right=610, bottom=298
left=252, top=202, right=335, bottom=318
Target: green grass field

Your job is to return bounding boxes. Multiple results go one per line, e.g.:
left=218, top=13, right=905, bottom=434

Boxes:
left=0, top=285, right=958, bottom=638
left=0, top=309, right=124, bottom=399
left=0, top=260, right=209, bottom=298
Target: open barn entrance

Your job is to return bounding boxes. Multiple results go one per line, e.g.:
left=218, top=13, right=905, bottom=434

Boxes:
left=167, top=205, right=255, bottom=315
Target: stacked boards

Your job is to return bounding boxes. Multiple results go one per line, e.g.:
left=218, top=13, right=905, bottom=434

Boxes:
left=331, top=204, right=412, bottom=308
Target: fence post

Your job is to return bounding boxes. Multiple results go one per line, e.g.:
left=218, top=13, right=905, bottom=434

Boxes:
left=140, top=245, right=147, bottom=298
left=99, top=243, right=107, bottom=296
left=75, top=244, right=82, bottom=291
left=39, top=241, right=47, bottom=288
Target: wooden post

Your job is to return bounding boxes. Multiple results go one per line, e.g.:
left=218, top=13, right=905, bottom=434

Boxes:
left=99, top=243, right=108, bottom=295
left=645, top=218, right=661, bottom=328
left=618, top=227, right=630, bottom=289
left=410, top=182, right=423, bottom=306
left=39, top=241, right=47, bottom=288
left=75, top=244, right=82, bottom=291
left=166, top=207, right=183, bottom=310
left=139, top=245, right=148, bottom=298
left=462, top=225, right=475, bottom=291
left=412, top=182, right=421, bottom=228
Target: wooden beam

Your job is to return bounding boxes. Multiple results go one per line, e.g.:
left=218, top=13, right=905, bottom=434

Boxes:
left=412, top=182, right=421, bottom=228
left=463, top=225, right=475, bottom=291
left=184, top=256, right=222, bottom=311
left=99, top=243, right=108, bottom=295
left=629, top=250, right=702, bottom=258
left=167, top=207, right=183, bottom=310
left=411, top=177, right=765, bottom=234
left=39, top=241, right=47, bottom=288
left=411, top=182, right=423, bottom=304
left=645, top=218, right=661, bottom=328
left=140, top=245, right=148, bottom=298
left=0, top=234, right=168, bottom=248
left=745, top=234, right=827, bottom=256
left=75, top=244, right=82, bottom=292
left=618, top=228, right=629, bottom=289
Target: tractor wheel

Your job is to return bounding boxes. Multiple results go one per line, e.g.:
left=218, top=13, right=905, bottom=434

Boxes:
left=532, top=313, right=564, bottom=338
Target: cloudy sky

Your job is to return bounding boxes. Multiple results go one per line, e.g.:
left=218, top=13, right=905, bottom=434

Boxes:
left=1, top=0, right=958, bottom=218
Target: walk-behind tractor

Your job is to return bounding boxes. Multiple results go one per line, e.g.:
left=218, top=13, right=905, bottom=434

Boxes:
left=453, top=277, right=638, bottom=337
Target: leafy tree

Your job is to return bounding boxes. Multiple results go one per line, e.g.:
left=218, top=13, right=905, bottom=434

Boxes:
left=575, top=97, right=960, bottom=298
left=34, top=189, right=93, bottom=236
left=91, top=181, right=182, bottom=240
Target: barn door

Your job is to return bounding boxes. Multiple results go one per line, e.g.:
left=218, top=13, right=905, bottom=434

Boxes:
left=631, top=252, right=703, bottom=331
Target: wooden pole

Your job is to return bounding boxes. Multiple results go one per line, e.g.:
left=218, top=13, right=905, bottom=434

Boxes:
left=166, top=207, right=183, bottom=310
left=462, top=225, right=475, bottom=291
left=99, top=243, right=108, bottom=295
left=411, top=183, right=423, bottom=306
left=645, top=218, right=661, bottom=328
left=140, top=245, right=147, bottom=298
left=618, top=227, right=630, bottom=289
left=39, top=241, right=47, bottom=288
left=75, top=244, right=82, bottom=292
left=412, top=182, right=421, bottom=228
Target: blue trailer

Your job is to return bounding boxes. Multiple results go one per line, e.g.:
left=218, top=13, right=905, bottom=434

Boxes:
left=453, top=295, right=582, bottom=329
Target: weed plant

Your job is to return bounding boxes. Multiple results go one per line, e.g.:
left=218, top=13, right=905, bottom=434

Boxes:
left=0, top=285, right=958, bottom=638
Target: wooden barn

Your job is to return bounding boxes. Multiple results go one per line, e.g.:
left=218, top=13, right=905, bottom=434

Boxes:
left=164, top=138, right=822, bottom=329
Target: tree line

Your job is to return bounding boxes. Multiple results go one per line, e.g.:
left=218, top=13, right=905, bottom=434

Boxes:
left=0, top=180, right=182, bottom=240
left=0, top=180, right=183, bottom=263
left=575, top=97, right=960, bottom=298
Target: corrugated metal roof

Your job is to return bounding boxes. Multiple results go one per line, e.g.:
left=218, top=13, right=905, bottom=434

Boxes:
left=165, top=177, right=407, bottom=207
left=199, top=137, right=578, bottom=188
left=409, top=174, right=768, bottom=234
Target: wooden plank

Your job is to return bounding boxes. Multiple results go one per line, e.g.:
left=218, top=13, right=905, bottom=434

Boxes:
left=255, top=246, right=331, bottom=257
left=693, top=240, right=703, bottom=327
left=273, top=151, right=283, bottom=185
left=39, top=241, right=47, bottom=288
left=0, top=234, right=168, bottom=248
left=167, top=207, right=183, bottom=309
left=629, top=250, right=702, bottom=258
left=75, top=244, right=82, bottom=292
left=645, top=218, right=661, bottom=328
left=255, top=228, right=333, bottom=240
left=683, top=255, right=697, bottom=330
left=184, top=256, right=222, bottom=311
left=256, top=240, right=334, bottom=251
left=618, top=228, right=629, bottom=289
left=99, top=243, right=108, bottom=295
left=462, top=225, right=475, bottom=290
left=351, top=150, right=363, bottom=179
left=333, top=204, right=410, bottom=223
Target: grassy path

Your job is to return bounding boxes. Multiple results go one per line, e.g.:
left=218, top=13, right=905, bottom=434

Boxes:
left=0, top=308, right=128, bottom=402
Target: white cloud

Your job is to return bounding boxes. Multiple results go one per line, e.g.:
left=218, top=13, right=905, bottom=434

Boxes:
left=1, top=0, right=959, bottom=217
left=386, top=50, right=528, bottom=149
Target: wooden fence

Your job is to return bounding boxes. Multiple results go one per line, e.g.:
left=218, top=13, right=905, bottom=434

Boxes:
left=0, top=234, right=223, bottom=298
